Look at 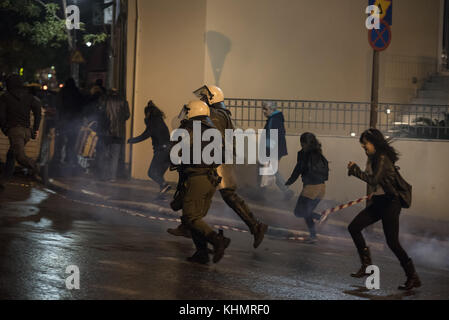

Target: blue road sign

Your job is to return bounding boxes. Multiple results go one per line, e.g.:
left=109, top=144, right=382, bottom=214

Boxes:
left=369, top=20, right=392, bottom=51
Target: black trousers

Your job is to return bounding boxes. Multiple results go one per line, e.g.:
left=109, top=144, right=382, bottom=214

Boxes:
left=148, top=147, right=170, bottom=188
left=348, top=195, right=410, bottom=265
left=97, top=136, right=122, bottom=180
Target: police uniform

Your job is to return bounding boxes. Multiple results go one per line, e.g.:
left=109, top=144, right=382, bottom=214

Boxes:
left=209, top=100, right=268, bottom=249
left=172, top=101, right=230, bottom=264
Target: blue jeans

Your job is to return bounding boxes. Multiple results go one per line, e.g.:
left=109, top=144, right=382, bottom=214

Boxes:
left=294, top=195, right=321, bottom=238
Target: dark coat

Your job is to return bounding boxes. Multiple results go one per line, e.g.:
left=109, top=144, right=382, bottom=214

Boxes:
left=264, top=111, right=287, bottom=159
left=0, top=76, right=42, bottom=135
left=348, top=153, right=411, bottom=208
left=58, top=82, right=84, bottom=121
left=286, top=150, right=328, bottom=186
left=128, top=112, right=170, bottom=151
left=100, top=92, right=130, bottom=139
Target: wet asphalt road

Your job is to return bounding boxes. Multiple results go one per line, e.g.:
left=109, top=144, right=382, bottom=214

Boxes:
left=0, top=182, right=448, bottom=300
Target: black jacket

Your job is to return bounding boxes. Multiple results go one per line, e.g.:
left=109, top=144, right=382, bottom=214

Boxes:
left=99, top=92, right=130, bottom=139
left=58, top=84, right=84, bottom=121
left=0, top=88, right=42, bottom=135
left=286, top=150, right=328, bottom=186
left=348, top=153, right=411, bottom=208
left=264, top=111, right=287, bottom=159
left=129, top=113, right=170, bottom=150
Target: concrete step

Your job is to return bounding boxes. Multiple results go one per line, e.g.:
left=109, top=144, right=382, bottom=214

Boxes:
left=428, top=75, right=449, bottom=84
left=418, top=90, right=449, bottom=99
left=422, top=82, right=449, bottom=91
left=410, top=97, right=449, bottom=105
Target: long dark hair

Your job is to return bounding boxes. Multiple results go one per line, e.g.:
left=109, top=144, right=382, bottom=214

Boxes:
left=300, top=132, right=322, bottom=155
left=145, top=100, right=165, bottom=119
left=360, top=128, right=399, bottom=166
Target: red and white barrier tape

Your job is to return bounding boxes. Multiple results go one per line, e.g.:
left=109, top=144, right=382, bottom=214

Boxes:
left=319, top=194, right=373, bottom=225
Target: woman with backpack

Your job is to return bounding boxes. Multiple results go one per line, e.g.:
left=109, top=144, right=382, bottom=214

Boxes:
left=347, top=128, right=421, bottom=291
left=286, top=133, right=329, bottom=244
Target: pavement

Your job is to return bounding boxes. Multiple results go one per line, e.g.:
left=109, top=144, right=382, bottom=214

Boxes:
left=1, top=178, right=448, bottom=300
left=45, top=173, right=449, bottom=256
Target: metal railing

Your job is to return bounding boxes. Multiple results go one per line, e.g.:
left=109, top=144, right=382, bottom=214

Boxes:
left=225, top=98, right=449, bottom=140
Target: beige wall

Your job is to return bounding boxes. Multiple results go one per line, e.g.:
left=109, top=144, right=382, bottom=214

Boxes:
left=126, top=0, right=444, bottom=196
left=233, top=134, right=449, bottom=221
left=204, top=0, right=440, bottom=103
left=127, top=0, right=207, bottom=180
left=278, top=135, right=449, bottom=221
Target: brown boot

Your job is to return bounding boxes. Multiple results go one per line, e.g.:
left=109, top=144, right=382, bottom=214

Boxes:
left=399, top=259, right=422, bottom=291
left=252, top=222, right=268, bottom=249
left=167, top=224, right=192, bottom=238
left=206, top=230, right=231, bottom=264
left=351, top=247, right=372, bottom=278
left=187, top=250, right=210, bottom=265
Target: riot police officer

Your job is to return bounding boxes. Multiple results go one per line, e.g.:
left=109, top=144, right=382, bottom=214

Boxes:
left=172, top=100, right=231, bottom=264
left=168, top=86, right=268, bottom=249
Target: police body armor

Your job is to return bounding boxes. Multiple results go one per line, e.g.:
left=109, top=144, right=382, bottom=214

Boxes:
left=170, top=116, right=222, bottom=211
left=209, top=103, right=237, bottom=190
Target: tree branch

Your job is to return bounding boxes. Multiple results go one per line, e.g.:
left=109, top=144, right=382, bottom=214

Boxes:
left=32, top=0, right=63, bottom=21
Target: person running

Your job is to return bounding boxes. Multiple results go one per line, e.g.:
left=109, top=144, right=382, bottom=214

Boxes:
left=0, top=75, right=42, bottom=189
left=168, top=85, right=268, bottom=249
left=172, top=100, right=231, bottom=264
left=286, top=132, right=329, bottom=244
left=347, top=128, right=421, bottom=291
left=128, top=100, right=171, bottom=194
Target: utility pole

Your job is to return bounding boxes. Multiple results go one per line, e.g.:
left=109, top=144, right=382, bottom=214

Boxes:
left=370, top=50, right=380, bottom=128
left=107, top=0, right=116, bottom=89
left=62, top=0, right=79, bottom=85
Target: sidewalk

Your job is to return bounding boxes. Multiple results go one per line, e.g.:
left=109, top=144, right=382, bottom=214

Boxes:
left=47, top=175, right=449, bottom=251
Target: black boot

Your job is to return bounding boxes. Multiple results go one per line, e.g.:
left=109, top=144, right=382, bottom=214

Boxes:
left=252, top=222, right=268, bottom=249
left=399, top=259, right=422, bottom=291
left=167, top=224, right=192, bottom=238
left=206, top=230, right=231, bottom=263
left=351, top=247, right=372, bottom=278
left=187, top=250, right=210, bottom=265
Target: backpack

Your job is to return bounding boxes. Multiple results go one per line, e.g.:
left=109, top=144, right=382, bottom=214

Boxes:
left=306, top=153, right=329, bottom=182
left=394, top=166, right=412, bottom=209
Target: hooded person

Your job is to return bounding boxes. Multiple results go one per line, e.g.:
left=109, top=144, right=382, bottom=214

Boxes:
left=167, top=85, right=268, bottom=249
left=128, top=100, right=171, bottom=193
left=54, top=78, right=85, bottom=166
left=0, top=75, right=42, bottom=186
left=97, top=89, right=130, bottom=181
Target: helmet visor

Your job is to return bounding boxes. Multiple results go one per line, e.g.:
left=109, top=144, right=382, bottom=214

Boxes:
left=193, top=85, right=213, bottom=101
left=178, top=104, right=190, bottom=120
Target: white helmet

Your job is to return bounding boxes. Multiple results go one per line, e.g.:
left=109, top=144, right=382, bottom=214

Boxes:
left=184, top=100, right=210, bottom=119
left=193, top=85, right=224, bottom=105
